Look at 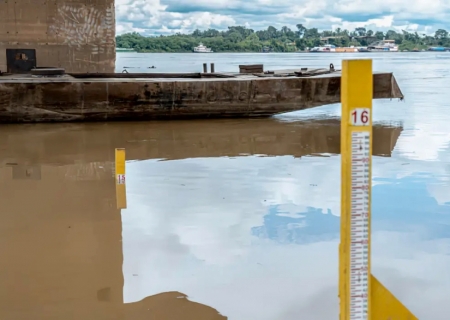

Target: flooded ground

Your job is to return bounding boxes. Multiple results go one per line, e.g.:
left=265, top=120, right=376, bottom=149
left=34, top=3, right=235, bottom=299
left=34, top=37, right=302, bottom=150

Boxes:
left=1, top=53, right=450, bottom=320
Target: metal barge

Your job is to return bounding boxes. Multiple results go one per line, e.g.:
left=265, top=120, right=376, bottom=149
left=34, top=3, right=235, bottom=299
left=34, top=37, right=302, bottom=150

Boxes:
left=0, top=65, right=403, bottom=123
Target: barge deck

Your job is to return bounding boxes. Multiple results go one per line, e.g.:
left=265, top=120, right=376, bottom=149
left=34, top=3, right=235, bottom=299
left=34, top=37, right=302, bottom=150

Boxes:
left=0, top=68, right=404, bottom=123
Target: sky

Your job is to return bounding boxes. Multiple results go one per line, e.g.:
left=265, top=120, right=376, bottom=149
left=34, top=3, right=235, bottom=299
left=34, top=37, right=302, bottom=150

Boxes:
left=115, top=0, right=450, bottom=36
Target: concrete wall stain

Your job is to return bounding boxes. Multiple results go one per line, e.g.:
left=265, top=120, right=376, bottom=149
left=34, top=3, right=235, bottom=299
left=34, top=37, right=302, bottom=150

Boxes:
left=49, top=2, right=115, bottom=52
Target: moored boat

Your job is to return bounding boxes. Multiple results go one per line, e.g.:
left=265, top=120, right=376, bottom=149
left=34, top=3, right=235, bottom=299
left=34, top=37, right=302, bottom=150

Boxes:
left=428, top=46, right=450, bottom=52
left=335, top=47, right=358, bottom=52
left=116, top=48, right=136, bottom=53
left=309, top=45, right=360, bottom=53
left=367, top=39, right=399, bottom=52
left=193, top=43, right=213, bottom=53
left=309, top=44, right=336, bottom=52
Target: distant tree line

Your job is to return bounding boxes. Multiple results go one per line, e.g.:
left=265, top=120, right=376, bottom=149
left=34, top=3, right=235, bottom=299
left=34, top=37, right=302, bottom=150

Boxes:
left=116, top=25, right=450, bottom=53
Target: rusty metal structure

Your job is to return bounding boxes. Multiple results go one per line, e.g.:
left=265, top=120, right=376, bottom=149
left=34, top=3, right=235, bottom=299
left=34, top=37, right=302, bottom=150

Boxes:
left=0, top=0, right=116, bottom=73
left=0, top=69, right=403, bottom=123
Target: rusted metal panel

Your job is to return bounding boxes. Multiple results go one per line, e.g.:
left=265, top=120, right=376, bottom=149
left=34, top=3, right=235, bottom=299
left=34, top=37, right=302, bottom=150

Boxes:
left=69, top=73, right=203, bottom=79
left=202, top=80, right=250, bottom=117
left=0, top=72, right=404, bottom=123
left=106, top=82, right=177, bottom=120
left=239, top=64, right=264, bottom=73
left=6, top=49, right=37, bottom=74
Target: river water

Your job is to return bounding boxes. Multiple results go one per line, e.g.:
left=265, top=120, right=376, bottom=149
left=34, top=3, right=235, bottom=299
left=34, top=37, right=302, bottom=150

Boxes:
left=1, top=52, right=449, bottom=320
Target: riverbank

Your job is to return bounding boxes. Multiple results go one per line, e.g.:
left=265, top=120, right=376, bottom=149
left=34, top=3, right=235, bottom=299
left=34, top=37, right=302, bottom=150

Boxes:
left=116, top=25, right=450, bottom=54
left=118, top=48, right=444, bottom=54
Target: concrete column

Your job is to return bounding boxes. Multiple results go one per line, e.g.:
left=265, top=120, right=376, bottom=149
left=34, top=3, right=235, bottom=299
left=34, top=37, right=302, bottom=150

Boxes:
left=0, top=0, right=116, bottom=73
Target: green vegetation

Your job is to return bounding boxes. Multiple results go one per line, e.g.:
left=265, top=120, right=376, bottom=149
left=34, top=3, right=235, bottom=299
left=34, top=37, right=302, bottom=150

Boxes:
left=116, top=25, right=450, bottom=53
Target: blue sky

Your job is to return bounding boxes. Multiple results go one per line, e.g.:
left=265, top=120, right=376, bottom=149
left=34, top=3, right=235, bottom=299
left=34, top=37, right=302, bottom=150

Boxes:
left=115, top=0, right=450, bottom=35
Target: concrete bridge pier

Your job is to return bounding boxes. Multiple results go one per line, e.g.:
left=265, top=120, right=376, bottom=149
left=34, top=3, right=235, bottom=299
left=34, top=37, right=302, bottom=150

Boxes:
left=0, top=0, right=116, bottom=73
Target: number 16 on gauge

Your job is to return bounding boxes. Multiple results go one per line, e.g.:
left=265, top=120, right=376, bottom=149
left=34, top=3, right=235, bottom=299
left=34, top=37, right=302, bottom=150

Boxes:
left=350, top=108, right=370, bottom=126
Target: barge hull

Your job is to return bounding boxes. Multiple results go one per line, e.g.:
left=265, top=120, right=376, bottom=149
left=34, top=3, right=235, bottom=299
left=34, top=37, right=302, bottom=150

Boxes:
left=0, top=72, right=403, bottom=123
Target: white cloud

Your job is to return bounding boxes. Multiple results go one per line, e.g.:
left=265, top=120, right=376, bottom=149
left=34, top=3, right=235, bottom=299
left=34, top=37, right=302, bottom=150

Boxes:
left=116, top=21, right=145, bottom=34
left=330, top=15, right=396, bottom=32
left=114, top=0, right=450, bottom=35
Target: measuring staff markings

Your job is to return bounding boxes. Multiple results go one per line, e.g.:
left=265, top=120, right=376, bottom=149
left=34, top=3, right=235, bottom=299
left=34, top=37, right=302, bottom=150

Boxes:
left=339, top=60, right=375, bottom=320
left=348, top=107, right=371, bottom=319
left=350, top=130, right=371, bottom=320
left=349, top=108, right=371, bottom=320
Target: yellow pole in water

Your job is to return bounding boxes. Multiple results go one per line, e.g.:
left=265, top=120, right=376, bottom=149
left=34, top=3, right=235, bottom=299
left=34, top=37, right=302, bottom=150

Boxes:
left=115, top=148, right=127, bottom=209
left=339, top=60, right=418, bottom=320
left=340, top=59, right=373, bottom=320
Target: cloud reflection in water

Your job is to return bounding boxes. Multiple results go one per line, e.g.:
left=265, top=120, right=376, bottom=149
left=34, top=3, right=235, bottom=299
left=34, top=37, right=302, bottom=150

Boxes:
left=122, top=153, right=450, bottom=320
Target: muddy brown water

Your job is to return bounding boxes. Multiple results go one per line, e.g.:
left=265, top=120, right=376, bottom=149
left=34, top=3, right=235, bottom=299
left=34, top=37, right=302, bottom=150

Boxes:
left=0, top=53, right=450, bottom=320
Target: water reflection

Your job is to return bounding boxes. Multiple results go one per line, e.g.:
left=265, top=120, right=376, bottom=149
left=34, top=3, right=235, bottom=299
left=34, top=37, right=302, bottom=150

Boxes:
left=124, top=292, right=226, bottom=319
left=0, top=118, right=402, bottom=163
left=252, top=173, right=450, bottom=245
left=124, top=156, right=398, bottom=319
left=122, top=151, right=449, bottom=319
left=0, top=144, right=225, bottom=320
left=0, top=118, right=448, bottom=319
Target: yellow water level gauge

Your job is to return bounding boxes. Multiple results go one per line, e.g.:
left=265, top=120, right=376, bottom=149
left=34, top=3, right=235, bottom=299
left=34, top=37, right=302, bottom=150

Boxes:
left=115, top=148, right=127, bottom=209
left=339, top=59, right=417, bottom=320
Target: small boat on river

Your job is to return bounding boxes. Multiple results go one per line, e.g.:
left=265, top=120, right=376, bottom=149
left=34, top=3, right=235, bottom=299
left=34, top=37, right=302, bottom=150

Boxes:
left=193, top=43, right=213, bottom=53
left=367, top=40, right=399, bottom=52
left=309, top=44, right=336, bottom=52
left=309, top=45, right=359, bottom=53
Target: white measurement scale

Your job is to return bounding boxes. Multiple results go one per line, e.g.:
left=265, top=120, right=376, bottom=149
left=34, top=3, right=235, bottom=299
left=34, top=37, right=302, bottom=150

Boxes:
left=349, top=109, right=371, bottom=320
